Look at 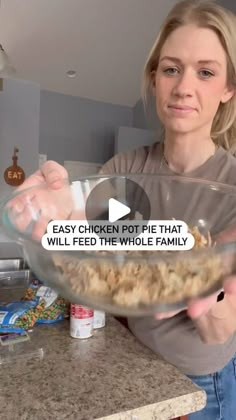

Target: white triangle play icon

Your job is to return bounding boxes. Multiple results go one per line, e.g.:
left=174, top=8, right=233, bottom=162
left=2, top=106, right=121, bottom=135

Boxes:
left=108, top=198, right=131, bottom=223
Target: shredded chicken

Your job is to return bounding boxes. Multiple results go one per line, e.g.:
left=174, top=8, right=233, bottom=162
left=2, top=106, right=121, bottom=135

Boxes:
left=52, top=226, right=223, bottom=307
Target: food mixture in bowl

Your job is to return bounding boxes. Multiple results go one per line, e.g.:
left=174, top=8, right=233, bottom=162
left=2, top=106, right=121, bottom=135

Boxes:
left=52, top=226, right=224, bottom=307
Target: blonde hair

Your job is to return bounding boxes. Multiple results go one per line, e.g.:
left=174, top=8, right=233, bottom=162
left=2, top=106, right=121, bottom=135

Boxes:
left=142, top=0, right=236, bottom=155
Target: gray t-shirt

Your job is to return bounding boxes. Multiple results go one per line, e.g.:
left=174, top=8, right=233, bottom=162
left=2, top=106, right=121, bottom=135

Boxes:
left=101, top=142, right=236, bottom=375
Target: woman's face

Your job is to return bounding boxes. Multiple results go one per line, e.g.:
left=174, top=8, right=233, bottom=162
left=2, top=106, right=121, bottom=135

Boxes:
left=154, top=24, right=234, bottom=136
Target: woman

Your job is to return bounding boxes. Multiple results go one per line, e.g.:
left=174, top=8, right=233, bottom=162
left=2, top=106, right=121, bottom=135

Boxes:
left=16, top=1, right=236, bottom=418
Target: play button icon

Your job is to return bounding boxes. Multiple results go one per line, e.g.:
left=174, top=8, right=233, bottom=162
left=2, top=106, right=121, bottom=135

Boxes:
left=85, top=176, right=151, bottom=242
left=108, top=198, right=131, bottom=223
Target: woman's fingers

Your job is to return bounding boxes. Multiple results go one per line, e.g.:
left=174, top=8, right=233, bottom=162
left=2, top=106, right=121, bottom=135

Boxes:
left=155, top=309, right=184, bottom=320
left=5, top=182, right=75, bottom=241
left=186, top=291, right=220, bottom=319
left=223, top=275, right=236, bottom=294
left=17, top=161, right=68, bottom=191
left=6, top=162, right=69, bottom=214
left=15, top=170, right=45, bottom=192
left=215, top=225, right=236, bottom=244
left=40, top=161, right=68, bottom=189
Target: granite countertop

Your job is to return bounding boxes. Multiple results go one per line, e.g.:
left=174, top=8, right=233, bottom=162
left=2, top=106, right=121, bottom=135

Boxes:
left=0, top=317, right=206, bottom=420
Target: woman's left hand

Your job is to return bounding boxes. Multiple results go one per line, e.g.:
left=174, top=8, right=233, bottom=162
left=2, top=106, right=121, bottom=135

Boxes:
left=186, top=276, right=236, bottom=319
left=155, top=276, right=236, bottom=348
left=155, top=225, right=236, bottom=321
left=155, top=283, right=236, bottom=344
left=155, top=290, right=221, bottom=320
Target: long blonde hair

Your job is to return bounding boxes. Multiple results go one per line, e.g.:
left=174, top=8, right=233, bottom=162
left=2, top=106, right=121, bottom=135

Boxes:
left=142, top=0, right=236, bottom=155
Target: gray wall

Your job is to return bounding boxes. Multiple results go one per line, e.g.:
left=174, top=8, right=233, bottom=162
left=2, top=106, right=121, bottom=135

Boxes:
left=115, top=126, right=158, bottom=154
left=39, top=90, right=133, bottom=165
left=133, top=97, right=162, bottom=138
left=0, top=79, right=40, bottom=197
left=133, top=99, right=147, bottom=129
left=0, top=78, right=40, bottom=242
left=218, top=0, right=236, bottom=13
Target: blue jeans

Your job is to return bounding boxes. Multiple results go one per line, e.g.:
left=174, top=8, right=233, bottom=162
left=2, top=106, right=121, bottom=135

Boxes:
left=187, top=354, right=236, bottom=419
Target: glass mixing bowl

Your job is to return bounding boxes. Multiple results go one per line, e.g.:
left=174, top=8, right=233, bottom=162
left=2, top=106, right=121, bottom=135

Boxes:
left=1, top=174, right=236, bottom=316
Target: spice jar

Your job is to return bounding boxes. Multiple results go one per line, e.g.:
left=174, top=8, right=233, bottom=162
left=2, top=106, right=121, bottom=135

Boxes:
left=70, top=304, right=94, bottom=339
left=93, top=310, right=106, bottom=329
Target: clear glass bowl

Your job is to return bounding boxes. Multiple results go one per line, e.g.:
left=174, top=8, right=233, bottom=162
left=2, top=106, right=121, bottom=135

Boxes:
left=1, top=174, right=236, bottom=316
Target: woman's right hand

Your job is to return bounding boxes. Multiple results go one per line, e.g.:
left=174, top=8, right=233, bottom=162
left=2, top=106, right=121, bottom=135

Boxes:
left=18, top=160, right=69, bottom=191
left=7, top=161, right=73, bottom=240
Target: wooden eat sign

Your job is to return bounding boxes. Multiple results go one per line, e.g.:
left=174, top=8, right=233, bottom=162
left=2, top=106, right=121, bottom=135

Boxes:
left=4, top=147, right=25, bottom=186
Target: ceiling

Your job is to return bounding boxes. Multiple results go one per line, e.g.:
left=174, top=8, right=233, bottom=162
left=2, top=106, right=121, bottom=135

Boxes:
left=0, top=0, right=178, bottom=106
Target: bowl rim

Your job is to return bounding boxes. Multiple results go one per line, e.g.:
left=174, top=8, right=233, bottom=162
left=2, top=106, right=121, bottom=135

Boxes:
left=1, top=173, right=236, bottom=262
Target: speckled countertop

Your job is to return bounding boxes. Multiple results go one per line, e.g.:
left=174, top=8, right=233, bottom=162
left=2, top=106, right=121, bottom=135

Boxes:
left=0, top=317, right=206, bottom=420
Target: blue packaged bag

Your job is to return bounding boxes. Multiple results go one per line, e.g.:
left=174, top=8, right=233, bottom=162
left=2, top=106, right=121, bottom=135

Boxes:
left=0, top=300, right=38, bottom=333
